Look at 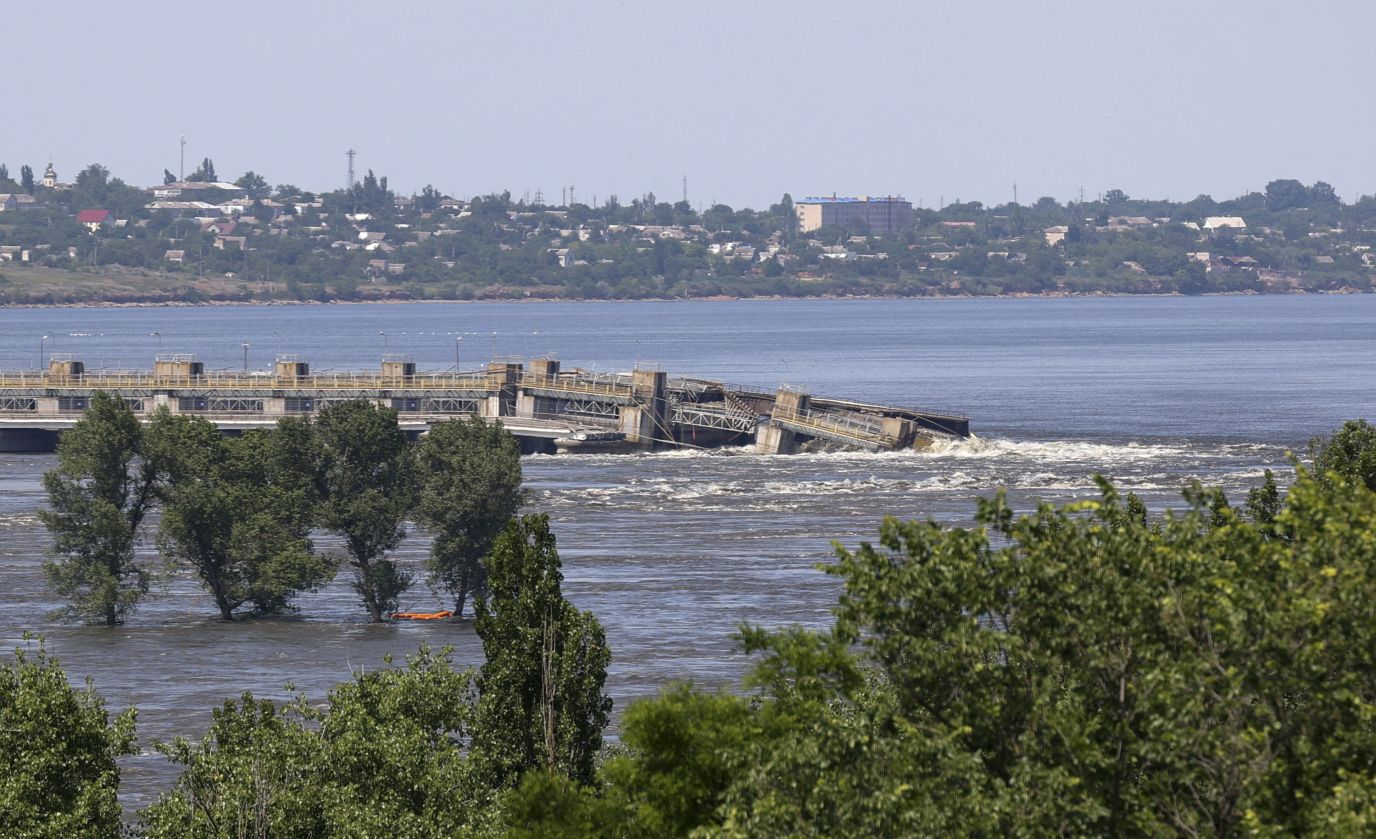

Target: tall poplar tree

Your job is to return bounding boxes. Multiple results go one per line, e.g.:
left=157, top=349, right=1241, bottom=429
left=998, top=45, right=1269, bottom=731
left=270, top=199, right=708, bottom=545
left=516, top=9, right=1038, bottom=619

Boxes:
left=472, top=515, right=611, bottom=787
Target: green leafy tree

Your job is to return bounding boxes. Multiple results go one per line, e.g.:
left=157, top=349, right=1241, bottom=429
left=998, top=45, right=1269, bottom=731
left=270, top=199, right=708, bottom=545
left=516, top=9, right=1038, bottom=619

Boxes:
left=1309, top=418, right=1376, bottom=491
left=0, top=639, right=136, bottom=838
left=148, top=414, right=334, bottom=620
left=20, top=164, right=34, bottom=194
left=187, top=157, right=217, bottom=183
left=314, top=400, right=414, bottom=622
left=415, top=416, right=526, bottom=616
left=141, top=645, right=477, bottom=838
left=234, top=171, right=271, bottom=200
left=1309, top=180, right=1340, bottom=206
left=473, top=515, right=612, bottom=788
left=163, top=169, right=176, bottom=185
left=416, top=184, right=442, bottom=212
left=41, top=392, right=163, bottom=625
left=1266, top=178, right=1310, bottom=211
left=509, top=464, right=1376, bottom=836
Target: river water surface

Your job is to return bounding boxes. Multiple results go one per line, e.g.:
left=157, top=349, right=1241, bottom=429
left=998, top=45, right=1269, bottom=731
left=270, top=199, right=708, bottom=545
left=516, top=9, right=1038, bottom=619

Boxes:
left=0, top=296, right=1368, bottom=810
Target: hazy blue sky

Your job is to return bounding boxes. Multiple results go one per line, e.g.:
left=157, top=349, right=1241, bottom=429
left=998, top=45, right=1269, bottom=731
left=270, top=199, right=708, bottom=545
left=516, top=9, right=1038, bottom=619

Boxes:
left=5, top=1, right=1373, bottom=208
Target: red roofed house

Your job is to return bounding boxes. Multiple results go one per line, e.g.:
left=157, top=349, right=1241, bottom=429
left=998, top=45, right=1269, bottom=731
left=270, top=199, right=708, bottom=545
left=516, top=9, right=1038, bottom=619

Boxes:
left=76, top=209, right=112, bottom=232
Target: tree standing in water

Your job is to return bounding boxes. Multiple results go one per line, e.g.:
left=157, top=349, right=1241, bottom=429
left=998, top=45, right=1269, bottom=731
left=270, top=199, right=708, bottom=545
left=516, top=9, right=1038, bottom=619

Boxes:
left=148, top=414, right=335, bottom=620
left=41, top=392, right=163, bottom=625
left=314, top=400, right=414, bottom=622
left=415, top=416, right=526, bottom=617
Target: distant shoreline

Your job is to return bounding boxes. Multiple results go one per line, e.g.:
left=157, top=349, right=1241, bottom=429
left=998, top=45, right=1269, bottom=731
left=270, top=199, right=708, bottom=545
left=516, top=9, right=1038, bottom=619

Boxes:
left=1, top=287, right=1367, bottom=311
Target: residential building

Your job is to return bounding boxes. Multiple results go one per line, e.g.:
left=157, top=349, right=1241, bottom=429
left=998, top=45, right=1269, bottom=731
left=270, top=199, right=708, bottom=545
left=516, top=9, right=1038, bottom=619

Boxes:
left=0, top=194, right=17, bottom=212
left=1203, top=216, right=1247, bottom=237
left=76, top=209, right=112, bottom=232
left=795, top=195, right=913, bottom=234
left=152, top=181, right=246, bottom=201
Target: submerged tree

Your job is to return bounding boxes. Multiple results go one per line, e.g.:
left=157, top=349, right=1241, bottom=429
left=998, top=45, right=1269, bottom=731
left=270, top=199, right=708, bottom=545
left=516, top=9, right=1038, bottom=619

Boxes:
left=149, top=414, right=334, bottom=620
left=0, top=639, right=136, bottom=838
left=415, top=416, right=526, bottom=617
left=314, top=400, right=414, bottom=622
left=41, top=392, right=163, bottom=625
left=472, top=515, right=611, bottom=788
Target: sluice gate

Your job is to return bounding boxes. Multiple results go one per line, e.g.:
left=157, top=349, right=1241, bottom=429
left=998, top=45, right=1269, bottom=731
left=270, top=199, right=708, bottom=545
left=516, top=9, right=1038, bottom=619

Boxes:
left=0, top=354, right=969, bottom=454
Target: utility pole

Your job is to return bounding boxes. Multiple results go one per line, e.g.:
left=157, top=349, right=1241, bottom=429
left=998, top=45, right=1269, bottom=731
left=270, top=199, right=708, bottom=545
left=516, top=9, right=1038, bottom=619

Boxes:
left=346, top=148, right=357, bottom=190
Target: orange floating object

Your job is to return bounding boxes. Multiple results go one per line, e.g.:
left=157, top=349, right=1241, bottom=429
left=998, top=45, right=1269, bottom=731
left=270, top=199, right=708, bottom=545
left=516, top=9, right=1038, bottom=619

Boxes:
left=391, top=610, right=455, bottom=621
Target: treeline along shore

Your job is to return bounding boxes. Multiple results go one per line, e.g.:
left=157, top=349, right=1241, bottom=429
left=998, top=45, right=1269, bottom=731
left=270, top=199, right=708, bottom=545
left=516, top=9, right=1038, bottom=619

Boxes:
left=11, top=383, right=1376, bottom=832
left=0, top=158, right=1372, bottom=304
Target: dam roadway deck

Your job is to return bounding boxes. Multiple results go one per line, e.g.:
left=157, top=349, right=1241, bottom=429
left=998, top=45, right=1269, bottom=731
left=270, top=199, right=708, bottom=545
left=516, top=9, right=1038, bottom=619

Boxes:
left=0, top=354, right=969, bottom=454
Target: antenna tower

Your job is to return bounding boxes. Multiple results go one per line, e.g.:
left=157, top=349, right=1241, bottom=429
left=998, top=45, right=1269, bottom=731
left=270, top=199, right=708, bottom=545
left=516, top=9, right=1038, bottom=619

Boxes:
left=179, top=132, right=186, bottom=180
left=568, top=184, right=576, bottom=205
left=534, top=188, right=543, bottom=205
left=1013, top=181, right=1018, bottom=205
left=346, top=148, right=357, bottom=190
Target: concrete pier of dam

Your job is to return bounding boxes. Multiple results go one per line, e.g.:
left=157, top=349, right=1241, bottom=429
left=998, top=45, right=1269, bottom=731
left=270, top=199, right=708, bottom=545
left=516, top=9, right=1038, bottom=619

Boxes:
left=0, top=354, right=969, bottom=455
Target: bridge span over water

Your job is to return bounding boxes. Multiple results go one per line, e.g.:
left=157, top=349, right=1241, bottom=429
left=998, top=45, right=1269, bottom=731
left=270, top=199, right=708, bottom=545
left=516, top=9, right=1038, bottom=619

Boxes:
left=0, top=354, right=969, bottom=454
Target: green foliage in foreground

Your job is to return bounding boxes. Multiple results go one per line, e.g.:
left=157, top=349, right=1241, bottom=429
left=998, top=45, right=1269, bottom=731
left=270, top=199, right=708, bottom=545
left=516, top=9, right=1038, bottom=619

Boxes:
left=141, top=647, right=479, bottom=838
left=502, top=467, right=1376, bottom=836
left=139, top=515, right=611, bottom=838
left=0, top=640, right=135, bottom=838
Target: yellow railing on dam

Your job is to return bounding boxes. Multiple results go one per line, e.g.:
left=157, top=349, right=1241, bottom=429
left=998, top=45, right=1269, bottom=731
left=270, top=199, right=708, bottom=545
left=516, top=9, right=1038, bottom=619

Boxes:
left=0, top=371, right=495, bottom=390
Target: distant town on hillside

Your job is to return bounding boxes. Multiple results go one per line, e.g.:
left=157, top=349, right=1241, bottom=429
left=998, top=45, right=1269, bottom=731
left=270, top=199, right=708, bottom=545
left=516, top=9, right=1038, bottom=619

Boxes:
left=0, top=159, right=1371, bottom=304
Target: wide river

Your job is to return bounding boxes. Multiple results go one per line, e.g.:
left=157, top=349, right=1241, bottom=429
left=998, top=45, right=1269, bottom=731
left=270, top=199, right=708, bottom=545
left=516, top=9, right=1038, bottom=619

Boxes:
left=0, top=295, right=1370, bottom=811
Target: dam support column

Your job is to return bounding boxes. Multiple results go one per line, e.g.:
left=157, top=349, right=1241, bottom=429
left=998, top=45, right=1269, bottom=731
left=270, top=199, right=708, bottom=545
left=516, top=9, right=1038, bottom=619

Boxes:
left=518, top=358, right=560, bottom=418
left=757, top=388, right=810, bottom=455
left=481, top=362, right=522, bottom=420
left=883, top=416, right=916, bottom=448
left=620, top=369, right=667, bottom=448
